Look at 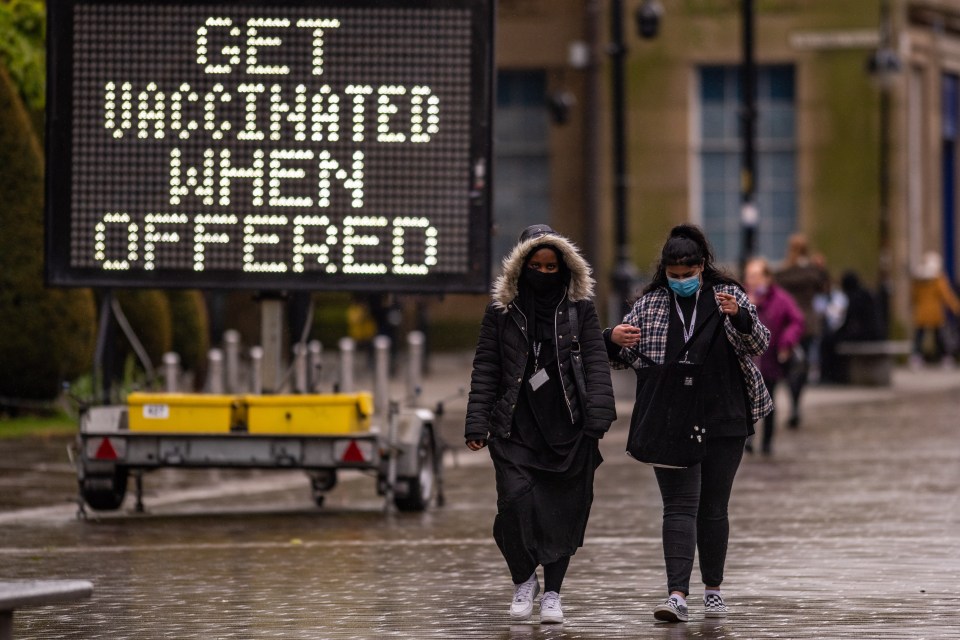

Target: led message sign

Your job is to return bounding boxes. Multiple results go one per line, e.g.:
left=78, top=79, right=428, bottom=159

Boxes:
left=46, top=0, right=493, bottom=291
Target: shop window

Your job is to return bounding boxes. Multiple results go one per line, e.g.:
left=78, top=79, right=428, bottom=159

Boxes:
left=493, top=70, right=550, bottom=265
left=697, top=65, right=796, bottom=263
left=942, top=73, right=958, bottom=280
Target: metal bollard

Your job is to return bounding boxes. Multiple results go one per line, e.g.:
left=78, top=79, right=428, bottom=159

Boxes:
left=162, top=352, right=180, bottom=393
left=260, top=298, right=285, bottom=392
left=223, top=329, right=241, bottom=393
left=249, top=346, right=264, bottom=395
left=406, top=331, right=425, bottom=407
left=206, top=349, right=225, bottom=394
left=338, top=337, right=355, bottom=393
left=308, top=340, right=323, bottom=392
left=373, top=335, right=391, bottom=418
left=293, top=343, right=308, bottom=394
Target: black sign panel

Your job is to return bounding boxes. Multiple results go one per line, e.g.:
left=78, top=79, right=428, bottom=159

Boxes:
left=46, top=0, right=493, bottom=292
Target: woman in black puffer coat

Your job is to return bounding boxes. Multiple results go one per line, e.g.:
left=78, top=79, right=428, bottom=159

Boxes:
left=465, top=224, right=616, bottom=625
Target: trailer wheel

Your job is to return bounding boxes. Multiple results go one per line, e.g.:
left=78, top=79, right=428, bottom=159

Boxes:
left=309, top=470, right=337, bottom=508
left=394, top=429, right=436, bottom=512
left=80, top=467, right=129, bottom=511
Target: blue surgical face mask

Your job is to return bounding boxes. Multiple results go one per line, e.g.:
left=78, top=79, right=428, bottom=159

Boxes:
left=667, top=273, right=701, bottom=297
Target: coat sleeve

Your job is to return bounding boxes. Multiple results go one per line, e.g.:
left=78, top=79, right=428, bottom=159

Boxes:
left=940, top=276, right=960, bottom=315
left=464, top=304, right=501, bottom=442
left=607, top=298, right=644, bottom=370
left=579, top=300, right=618, bottom=438
left=724, top=285, right=771, bottom=357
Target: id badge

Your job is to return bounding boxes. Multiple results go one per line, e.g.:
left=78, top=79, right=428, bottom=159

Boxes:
left=529, top=367, right=550, bottom=392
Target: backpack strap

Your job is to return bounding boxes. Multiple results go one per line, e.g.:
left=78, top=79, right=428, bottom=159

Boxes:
left=567, top=303, right=588, bottom=404
left=568, top=302, right=579, bottom=344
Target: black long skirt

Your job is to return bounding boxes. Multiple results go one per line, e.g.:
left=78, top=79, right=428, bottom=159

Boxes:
left=489, top=377, right=603, bottom=583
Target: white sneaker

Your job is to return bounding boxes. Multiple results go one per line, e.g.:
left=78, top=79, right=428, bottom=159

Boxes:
left=509, top=573, right=540, bottom=620
left=540, top=591, right=563, bottom=624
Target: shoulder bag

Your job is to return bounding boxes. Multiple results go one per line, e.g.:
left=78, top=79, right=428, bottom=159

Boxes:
left=626, top=306, right=725, bottom=468
left=567, top=303, right=589, bottom=408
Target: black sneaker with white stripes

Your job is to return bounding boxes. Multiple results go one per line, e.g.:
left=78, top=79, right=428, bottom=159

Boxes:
left=703, top=593, right=728, bottom=618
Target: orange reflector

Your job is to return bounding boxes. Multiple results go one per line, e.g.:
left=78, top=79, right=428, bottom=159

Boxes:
left=341, top=440, right=367, bottom=463
left=94, top=438, right=119, bottom=460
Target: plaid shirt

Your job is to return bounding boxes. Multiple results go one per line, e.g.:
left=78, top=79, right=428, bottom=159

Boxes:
left=612, top=283, right=774, bottom=424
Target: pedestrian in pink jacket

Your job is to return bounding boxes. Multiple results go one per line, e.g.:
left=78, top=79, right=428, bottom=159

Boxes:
left=744, top=258, right=805, bottom=455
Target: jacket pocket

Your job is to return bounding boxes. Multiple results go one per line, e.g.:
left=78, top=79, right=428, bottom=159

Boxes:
left=489, top=393, right=515, bottom=436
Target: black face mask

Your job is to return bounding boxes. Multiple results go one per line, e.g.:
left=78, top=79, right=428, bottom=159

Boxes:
left=522, top=268, right=563, bottom=295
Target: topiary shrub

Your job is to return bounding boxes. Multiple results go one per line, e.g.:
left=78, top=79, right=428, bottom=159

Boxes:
left=165, top=289, right=209, bottom=386
left=0, top=64, right=96, bottom=403
left=112, top=290, right=173, bottom=375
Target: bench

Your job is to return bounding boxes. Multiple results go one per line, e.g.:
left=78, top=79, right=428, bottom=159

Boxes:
left=835, top=340, right=911, bottom=386
left=0, top=580, right=93, bottom=640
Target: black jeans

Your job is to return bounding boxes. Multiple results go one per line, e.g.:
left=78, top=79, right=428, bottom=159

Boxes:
left=653, top=436, right=746, bottom=596
left=913, top=327, right=948, bottom=360
left=787, top=336, right=813, bottom=418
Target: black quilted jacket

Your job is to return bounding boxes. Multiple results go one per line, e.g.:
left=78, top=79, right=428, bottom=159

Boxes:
left=465, top=234, right=616, bottom=442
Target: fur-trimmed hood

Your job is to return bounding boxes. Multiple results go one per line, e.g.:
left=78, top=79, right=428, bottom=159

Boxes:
left=491, top=233, right=595, bottom=310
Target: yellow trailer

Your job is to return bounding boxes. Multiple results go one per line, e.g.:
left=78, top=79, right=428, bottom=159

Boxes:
left=76, top=391, right=440, bottom=515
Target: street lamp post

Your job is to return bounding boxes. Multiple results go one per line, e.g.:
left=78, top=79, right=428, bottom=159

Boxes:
left=608, top=0, right=661, bottom=319
left=739, top=0, right=758, bottom=266
left=867, top=0, right=901, bottom=335
left=609, top=0, right=632, bottom=318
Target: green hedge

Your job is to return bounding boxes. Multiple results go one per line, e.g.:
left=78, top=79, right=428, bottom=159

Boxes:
left=0, top=0, right=45, bottom=138
left=0, top=65, right=96, bottom=402
left=0, top=0, right=44, bottom=111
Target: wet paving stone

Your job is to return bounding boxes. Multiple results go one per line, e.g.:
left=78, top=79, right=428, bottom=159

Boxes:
left=1, top=380, right=959, bottom=638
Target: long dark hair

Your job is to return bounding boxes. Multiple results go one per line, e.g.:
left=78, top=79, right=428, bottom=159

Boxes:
left=642, top=224, right=740, bottom=295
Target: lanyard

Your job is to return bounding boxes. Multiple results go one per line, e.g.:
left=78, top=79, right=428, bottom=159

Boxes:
left=673, top=289, right=701, bottom=344
left=532, top=341, right=542, bottom=371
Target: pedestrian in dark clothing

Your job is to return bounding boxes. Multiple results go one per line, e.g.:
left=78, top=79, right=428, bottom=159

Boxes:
left=818, top=271, right=886, bottom=383
left=836, top=271, right=883, bottom=343
left=465, top=224, right=617, bottom=625
left=775, top=233, right=829, bottom=427
left=817, top=275, right=849, bottom=384
left=605, top=225, right=771, bottom=623
left=744, top=258, right=805, bottom=455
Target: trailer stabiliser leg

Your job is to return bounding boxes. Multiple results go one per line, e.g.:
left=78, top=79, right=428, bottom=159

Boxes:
left=134, top=472, right=145, bottom=513
left=75, top=496, right=88, bottom=521
left=433, top=432, right=447, bottom=509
